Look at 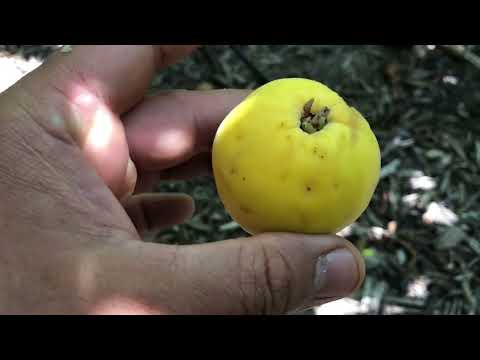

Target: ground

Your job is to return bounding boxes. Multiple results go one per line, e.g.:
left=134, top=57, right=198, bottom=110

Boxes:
left=1, top=45, right=479, bottom=315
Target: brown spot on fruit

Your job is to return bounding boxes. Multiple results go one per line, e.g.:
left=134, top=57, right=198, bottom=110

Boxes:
left=306, top=186, right=312, bottom=192
left=242, top=177, right=246, bottom=181
left=240, top=205, right=252, bottom=214
left=230, top=168, right=236, bottom=175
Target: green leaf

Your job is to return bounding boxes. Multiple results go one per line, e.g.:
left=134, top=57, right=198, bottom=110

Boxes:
left=362, top=248, right=376, bottom=258
left=380, top=159, right=401, bottom=179
left=436, top=226, right=467, bottom=250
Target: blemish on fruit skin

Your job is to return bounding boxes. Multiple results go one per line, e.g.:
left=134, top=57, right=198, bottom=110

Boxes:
left=240, top=205, right=252, bottom=214
left=230, top=168, right=237, bottom=175
left=299, top=212, right=309, bottom=226
left=242, top=177, right=246, bottom=181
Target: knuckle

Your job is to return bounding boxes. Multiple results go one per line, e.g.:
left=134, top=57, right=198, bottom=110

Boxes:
left=236, top=240, right=295, bottom=315
left=235, top=242, right=258, bottom=315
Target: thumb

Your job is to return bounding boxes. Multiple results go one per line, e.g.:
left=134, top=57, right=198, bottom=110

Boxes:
left=138, top=233, right=365, bottom=315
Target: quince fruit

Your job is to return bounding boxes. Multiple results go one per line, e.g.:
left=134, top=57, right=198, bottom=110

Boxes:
left=212, top=78, right=381, bottom=235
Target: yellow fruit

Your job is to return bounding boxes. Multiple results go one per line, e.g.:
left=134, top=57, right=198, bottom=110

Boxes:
left=212, top=78, right=381, bottom=235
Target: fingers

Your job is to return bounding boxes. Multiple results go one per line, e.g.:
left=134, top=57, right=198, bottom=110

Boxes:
left=173, top=234, right=365, bottom=314
left=13, top=45, right=197, bottom=199
left=124, top=193, right=195, bottom=237
left=97, top=233, right=365, bottom=315
left=124, top=89, right=250, bottom=171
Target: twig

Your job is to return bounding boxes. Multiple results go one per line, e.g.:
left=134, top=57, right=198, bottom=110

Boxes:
left=461, top=279, right=477, bottom=314
left=383, top=296, right=426, bottom=310
left=439, top=45, right=480, bottom=70
left=229, top=45, right=270, bottom=85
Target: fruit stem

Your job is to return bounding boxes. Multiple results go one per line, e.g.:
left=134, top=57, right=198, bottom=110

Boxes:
left=300, top=98, right=330, bottom=134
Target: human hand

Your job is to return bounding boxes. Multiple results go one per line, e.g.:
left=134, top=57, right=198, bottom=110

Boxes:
left=0, top=45, right=365, bottom=314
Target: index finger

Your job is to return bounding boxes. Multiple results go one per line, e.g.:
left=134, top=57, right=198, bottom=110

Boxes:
left=123, top=89, right=250, bottom=171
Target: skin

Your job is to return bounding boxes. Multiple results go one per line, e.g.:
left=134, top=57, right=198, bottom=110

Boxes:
left=0, top=45, right=366, bottom=314
left=213, top=79, right=381, bottom=235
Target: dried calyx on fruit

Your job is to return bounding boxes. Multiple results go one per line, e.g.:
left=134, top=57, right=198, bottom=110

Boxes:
left=300, top=98, right=330, bottom=134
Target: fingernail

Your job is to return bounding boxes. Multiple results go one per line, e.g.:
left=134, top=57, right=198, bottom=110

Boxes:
left=126, top=158, right=137, bottom=185
left=121, top=158, right=137, bottom=203
left=314, top=248, right=360, bottom=300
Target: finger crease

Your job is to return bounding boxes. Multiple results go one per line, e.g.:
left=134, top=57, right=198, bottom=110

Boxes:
left=236, top=243, right=251, bottom=315
left=261, top=243, right=275, bottom=315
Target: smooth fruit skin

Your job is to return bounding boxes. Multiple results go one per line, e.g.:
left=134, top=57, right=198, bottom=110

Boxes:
left=212, top=78, right=381, bottom=235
